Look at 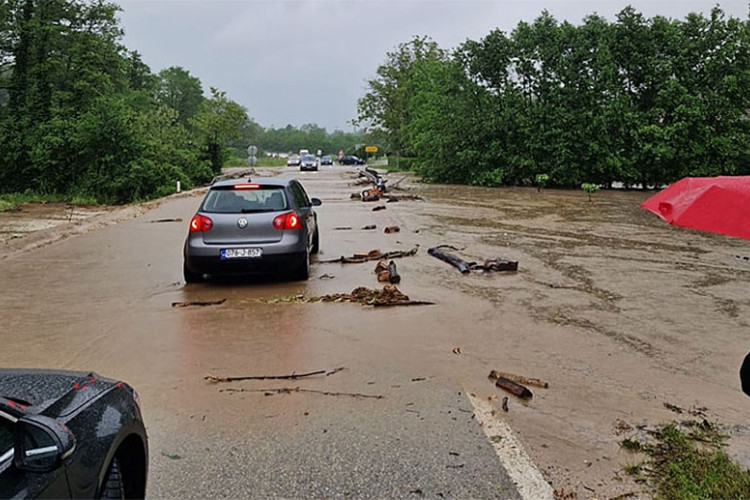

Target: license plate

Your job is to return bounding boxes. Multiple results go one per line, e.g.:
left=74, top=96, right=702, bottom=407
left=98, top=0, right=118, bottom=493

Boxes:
left=221, top=248, right=262, bottom=259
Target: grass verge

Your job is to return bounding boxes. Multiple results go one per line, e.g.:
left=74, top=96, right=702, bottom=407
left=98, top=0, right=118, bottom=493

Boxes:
left=621, top=419, right=750, bottom=498
left=0, top=193, right=100, bottom=212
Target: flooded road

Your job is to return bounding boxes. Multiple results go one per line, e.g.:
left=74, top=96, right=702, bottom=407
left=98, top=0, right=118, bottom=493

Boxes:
left=2, top=166, right=750, bottom=498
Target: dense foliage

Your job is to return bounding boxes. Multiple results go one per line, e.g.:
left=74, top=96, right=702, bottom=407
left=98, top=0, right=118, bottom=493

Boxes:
left=0, top=0, right=358, bottom=204
left=256, top=124, right=365, bottom=158
left=357, top=8, right=750, bottom=188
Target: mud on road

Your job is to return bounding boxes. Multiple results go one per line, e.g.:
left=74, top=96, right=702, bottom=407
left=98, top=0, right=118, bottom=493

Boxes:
left=3, top=168, right=750, bottom=498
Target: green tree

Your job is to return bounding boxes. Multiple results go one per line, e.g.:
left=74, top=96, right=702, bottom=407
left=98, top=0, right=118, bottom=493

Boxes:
left=191, top=87, right=247, bottom=174
left=356, top=36, right=446, bottom=155
left=154, top=66, right=204, bottom=127
left=0, top=0, right=218, bottom=202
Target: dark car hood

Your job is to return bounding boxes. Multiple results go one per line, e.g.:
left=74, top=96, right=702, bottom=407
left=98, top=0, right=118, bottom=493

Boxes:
left=0, top=369, right=116, bottom=418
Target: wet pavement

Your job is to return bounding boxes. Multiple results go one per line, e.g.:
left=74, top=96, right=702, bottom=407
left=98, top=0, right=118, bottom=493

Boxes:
left=0, top=168, right=528, bottom=498
left=2, top=166, right=750, bottom=498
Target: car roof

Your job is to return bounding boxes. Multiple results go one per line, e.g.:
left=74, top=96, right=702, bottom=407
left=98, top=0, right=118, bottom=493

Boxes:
left=210, top=176, right=292, bottom=189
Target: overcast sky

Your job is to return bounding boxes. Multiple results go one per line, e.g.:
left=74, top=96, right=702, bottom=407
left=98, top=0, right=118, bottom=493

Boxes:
left=117, top=0, right=748, bottom=132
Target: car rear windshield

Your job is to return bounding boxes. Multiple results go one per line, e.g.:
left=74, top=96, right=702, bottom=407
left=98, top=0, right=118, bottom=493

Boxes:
left=202, top=186, right=289, bottom=213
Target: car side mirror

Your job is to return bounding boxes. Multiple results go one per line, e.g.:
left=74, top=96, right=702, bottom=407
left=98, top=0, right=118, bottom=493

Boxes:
left=14, top=415, right=76, bottom=473
left=311, top=198, right=322, bottom=206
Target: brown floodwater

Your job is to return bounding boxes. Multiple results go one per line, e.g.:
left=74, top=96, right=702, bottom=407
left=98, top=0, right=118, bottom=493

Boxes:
left=2, top=168, right=750, bottom=497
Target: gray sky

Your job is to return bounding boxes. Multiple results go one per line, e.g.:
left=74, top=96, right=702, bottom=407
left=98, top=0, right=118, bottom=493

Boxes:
left=117, top=0, right=748, bottom=132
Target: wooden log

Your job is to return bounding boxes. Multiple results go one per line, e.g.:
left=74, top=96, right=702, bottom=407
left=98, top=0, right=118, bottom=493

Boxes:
left=495, top=377, right=533, bottom=399
left=428, top=246, right=472, bottom=274
left=375, top=261, right=390, bottom=282
left=481, top=258, right=519, bottom=272
left=387, top=260, right=401, bottom=284
left=489, top=370, right=548, bottom=389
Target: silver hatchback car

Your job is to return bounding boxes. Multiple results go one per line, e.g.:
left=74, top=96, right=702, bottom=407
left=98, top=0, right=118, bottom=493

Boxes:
left=183, top=177, right=321, bottom=282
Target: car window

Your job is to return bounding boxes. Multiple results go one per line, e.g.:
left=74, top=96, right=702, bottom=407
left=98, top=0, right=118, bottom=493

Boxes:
left=202, top=187, right=288, bottom=213
left=290, top=182, right=311, bottom=207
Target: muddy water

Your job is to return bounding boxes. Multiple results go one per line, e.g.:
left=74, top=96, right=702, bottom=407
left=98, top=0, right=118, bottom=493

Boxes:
left=2, top=168, right=750, bottom=497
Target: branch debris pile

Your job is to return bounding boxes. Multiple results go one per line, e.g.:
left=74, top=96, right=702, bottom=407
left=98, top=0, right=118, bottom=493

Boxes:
left=320, top=246, right=418, bottom=264
left=266, top=285, right=433, bottom=307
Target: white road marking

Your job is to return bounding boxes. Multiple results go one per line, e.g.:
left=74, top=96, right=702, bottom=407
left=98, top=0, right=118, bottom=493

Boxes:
left=468, top=393, right=554, bottom=500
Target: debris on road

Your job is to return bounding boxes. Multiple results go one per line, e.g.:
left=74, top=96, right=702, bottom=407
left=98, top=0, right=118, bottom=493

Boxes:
left=428, top=245, right=519, bottom=274
left=321, top=285, right=431, bottom=307
left=375, top=260, right=401, bottom=284
left=489, top=370, right=549, bottom=389
left=149, top=218, right=183, bottom=223
left=333, top=226, right=352, bottom=231
left=359, top=167, right=387, bottom=190
left=494, top=376, right=533, bottom=400
left=385, top=194, right=423, bottom=202
left=502, top=397, right=509, bottom=412
left=220, top=386, right=385, bottom=399
left=428, top=246, right=472, bottom=274
left=452, top=347, right=462, bottom=355
left=171, top=299, right=226, bottom=308
left=318, top=273, right=336, bottom=280
left=480, top=258, right=519, bottom=272
left=205, top=367, right=344, bottom=383
left=384, top=226, right=400, bottom=234
left=266, top=285, right=433, bottom=307
left=372, top=205, right=386, bottom=211
left=361, top=188, right=381, bottom=202
left=362, top=224, right=377, bottom=230
left=663, top=402, right=684, bottom=414
left=320, top=246, right=418, bottom=264
left=210, top=168, right=254, bottom=184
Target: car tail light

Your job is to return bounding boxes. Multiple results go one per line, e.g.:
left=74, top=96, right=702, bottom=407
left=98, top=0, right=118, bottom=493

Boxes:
left=273, top=211, right=301, bottom=230
left=189, top=214, right=213, bottom=232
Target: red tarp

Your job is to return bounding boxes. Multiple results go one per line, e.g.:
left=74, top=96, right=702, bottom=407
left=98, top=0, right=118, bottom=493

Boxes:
left=641, top=176, right=750, bottom=240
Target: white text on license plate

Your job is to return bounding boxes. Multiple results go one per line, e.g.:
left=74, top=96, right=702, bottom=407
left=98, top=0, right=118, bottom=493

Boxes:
left=221, top=248, right=262, bottom=259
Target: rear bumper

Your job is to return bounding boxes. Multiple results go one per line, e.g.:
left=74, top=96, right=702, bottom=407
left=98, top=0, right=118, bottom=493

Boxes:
left=184, top=232, right=308, bottom=276
left=184, top=252, right=304, bottom=275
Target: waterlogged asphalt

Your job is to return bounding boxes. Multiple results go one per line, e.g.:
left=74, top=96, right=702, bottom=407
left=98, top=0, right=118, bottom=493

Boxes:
left=0, top=168, right=524, bottom=498
left=4, top=166, right=750, bottom=498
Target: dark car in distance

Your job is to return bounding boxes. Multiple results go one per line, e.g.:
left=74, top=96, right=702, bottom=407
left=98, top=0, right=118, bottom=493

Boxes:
left=0, top=369, right=148, bottom=499
left=299, top=154, right=318, bottom=171
left=183, top=176, right=321, bottom=282
left=339, top=155, right=366, bottom=165
left=320, top=155, right=333, bottom=166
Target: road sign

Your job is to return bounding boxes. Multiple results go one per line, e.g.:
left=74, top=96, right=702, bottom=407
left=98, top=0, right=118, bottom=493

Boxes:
left=247, top=145, right=258, bottom=156
left=365, top=146, right=378, bottom=153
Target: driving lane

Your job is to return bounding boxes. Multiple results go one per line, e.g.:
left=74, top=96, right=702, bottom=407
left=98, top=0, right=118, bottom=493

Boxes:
left=0, top=167, right=543, bottom=498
